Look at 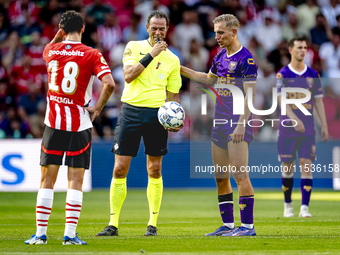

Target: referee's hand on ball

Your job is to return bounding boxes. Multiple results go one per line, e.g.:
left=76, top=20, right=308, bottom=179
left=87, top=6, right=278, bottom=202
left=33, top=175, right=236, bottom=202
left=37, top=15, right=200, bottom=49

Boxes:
left=165, top=124, right=184, bottom=133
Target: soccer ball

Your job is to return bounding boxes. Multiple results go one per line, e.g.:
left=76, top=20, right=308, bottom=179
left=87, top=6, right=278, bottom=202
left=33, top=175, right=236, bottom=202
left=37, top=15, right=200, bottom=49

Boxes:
left=158, top=101, right=185, bottom=128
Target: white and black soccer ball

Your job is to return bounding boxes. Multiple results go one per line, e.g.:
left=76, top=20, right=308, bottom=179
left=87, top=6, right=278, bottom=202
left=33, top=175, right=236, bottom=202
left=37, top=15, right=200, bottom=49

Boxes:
left=158, top=101, right=185, bottom=128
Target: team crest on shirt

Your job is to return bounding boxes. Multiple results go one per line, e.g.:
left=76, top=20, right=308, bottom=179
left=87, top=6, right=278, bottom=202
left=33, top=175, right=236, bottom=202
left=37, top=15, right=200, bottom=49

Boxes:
left=307, top=77, right=314, bottom=88
left=100, top=56, right=108, bottom=65
left=124, top=48, right=132, bottom=57
left=65, top=45, right=71, bottom=49
left=229, top=61, right=237, bottom=71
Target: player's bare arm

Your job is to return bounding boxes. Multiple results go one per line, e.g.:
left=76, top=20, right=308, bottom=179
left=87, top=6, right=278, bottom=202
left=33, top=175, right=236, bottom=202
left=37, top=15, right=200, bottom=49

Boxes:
left=164, top=92, right=183, bottom=133
left=50, top=28, right=64, bottom=43
left=124, top=41, right=167, bottom=83
left=278, top=95, right=305, bottom=133
left=85, top=74, right=115, bottom=122
left=232, top=81, right=255, bottom=143
left=314, top=97, right=329, bottom=141
left=180, top=66, right=217, bottom=85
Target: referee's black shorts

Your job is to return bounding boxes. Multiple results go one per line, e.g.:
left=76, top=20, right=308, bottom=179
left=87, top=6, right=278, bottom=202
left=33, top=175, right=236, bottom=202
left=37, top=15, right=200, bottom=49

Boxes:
left=112, top=103, right=168, bottom=157
left=40, top=125, right=92, bottom=169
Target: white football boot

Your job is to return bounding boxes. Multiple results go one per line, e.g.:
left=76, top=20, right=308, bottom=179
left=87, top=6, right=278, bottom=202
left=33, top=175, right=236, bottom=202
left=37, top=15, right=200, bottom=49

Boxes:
left=299, top=205, right=312, bottom=218
left=283, top=202, right=294, bottom=217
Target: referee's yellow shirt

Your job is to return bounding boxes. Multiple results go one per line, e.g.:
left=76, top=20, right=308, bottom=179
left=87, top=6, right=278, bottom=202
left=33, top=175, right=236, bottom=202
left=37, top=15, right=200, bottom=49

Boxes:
left=121, top=40, right=182, bottom=108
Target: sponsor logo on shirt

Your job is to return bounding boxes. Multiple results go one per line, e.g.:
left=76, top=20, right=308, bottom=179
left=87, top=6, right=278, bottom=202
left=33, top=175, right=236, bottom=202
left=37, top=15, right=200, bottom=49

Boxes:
left=48, top=49, right=84, bottom=57
left=65, top=45, right=72, bottom=50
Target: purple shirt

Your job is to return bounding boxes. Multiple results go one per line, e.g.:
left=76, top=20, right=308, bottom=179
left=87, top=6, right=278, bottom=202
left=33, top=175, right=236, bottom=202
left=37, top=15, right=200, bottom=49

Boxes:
left=210, top=46, right=257, bottom=125
left=277, top=64, right=323, bottom=137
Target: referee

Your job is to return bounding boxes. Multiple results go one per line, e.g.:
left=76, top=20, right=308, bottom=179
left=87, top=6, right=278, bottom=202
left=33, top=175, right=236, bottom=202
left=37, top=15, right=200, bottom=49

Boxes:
left=96, top=11, right=183, bottom=237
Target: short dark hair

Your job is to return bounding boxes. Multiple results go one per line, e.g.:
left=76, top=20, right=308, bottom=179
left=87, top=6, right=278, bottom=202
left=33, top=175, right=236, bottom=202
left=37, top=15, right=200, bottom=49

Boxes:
left=288, top=36, right=307, bottom=48
left=147, top=10, right=169, bottom=27
left=59, top=10, right=84, bottom=34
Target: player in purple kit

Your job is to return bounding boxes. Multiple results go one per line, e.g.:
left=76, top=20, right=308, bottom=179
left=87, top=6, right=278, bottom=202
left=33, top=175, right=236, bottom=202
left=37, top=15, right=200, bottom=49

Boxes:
left=276, top=36, right=328, bottom=218
left=181, top=14, right=257, bottom=236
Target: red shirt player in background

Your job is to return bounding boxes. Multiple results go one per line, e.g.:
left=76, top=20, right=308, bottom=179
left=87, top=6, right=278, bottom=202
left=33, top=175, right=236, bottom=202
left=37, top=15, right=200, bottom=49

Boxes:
left=25, top=10, right=115, bottom=245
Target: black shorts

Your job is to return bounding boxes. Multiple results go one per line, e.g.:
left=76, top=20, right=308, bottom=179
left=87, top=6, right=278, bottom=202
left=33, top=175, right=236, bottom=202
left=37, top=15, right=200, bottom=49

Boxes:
left=40, top=125, right=92, bottom=169
left=112, top=103, right=168, bottom=157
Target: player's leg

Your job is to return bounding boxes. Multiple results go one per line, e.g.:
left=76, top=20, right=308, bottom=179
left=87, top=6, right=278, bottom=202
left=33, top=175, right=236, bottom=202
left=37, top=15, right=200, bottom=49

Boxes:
left=298, top=136, right=315, bottom=217
left=142, top=106, right=168, bottom=236
left=205, top=141, right=234, bottom=236
left=95, top=156, right=132, bottom=237
left=62, top=128, right=91, bottom=245
left=97, top=104, right=142, bottom=236
left=109, top=155, right=131, bottom=232
left=62, top=167, right=87, bottom=245
left=222, top=140, right=255, bottom=236
left=25, top=126, right=65, bottom=245
left=25, top=165, right=60, bottom=245
left=299, top=158, right=313, bottom=217
left=145, top=155, right=163, bottom=236
left=282, top=161, right=295, bottom=217
left=278, top=136, right=297, bottom=217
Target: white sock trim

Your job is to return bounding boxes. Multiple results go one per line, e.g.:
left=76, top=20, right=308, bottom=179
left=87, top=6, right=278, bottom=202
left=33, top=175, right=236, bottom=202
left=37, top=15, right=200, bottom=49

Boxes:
left=37, top=188, right=54, bottom=200
left=301, top=176, right=313, bottom=180
left=66, top=189, right=83, bottom=202
left=218, top=201, right=233, bottom=205
left=224, top=223, right=235, bottom=228
left=282, top=172, right=294, bottom=178
left=241, top=223, right=254, bottom=229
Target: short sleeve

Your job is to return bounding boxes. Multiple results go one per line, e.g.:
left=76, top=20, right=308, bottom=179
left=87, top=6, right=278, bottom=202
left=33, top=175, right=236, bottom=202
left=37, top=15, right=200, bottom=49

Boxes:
left=122, top=41, right=138, bottom=67
left=314, top=73, right=323, bottom=98
left=210, top=55, right=218, bottom=75
left=241, top=57, right=257, bottom=82
left=276, top=72, right=284, bottom=94
left=167, top=59, right=182, bottom=93
left=43, top=43, right=52, bottom=62
left=92, top=49, right=111, bottom=80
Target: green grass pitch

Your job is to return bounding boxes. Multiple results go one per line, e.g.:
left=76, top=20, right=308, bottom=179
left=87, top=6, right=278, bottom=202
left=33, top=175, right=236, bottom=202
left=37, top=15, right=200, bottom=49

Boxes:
left=0, top=189, right=339, bottom=254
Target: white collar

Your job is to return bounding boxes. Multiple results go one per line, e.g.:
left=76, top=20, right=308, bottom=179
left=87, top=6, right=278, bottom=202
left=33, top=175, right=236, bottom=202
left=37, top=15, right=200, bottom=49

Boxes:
left=62, top=40, right=82, bottom=44
left=288, top=63, right=307, bottom=76
left=226, top=45, right=243, bottom=58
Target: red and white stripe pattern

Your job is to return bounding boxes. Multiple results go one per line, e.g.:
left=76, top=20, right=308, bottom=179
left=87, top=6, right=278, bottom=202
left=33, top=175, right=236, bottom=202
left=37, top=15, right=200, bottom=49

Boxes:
left=36, top=205, right=51, bottom=228
left=66, top=202, right=81, bottom=225
left=36, top=189, right=54, bottom=236
left=45, top=97, right=92, bottom=132
left=64, top=189, right=83, bottom=238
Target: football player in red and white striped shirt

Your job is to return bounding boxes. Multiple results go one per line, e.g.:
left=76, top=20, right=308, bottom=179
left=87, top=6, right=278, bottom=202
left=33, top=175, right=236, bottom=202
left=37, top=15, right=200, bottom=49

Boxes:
left=25, top=10, right=115, bottom=245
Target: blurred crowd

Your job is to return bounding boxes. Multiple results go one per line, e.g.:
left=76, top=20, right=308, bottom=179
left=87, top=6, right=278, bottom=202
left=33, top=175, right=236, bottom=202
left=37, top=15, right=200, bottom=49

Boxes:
left=0, top=0, right=340, bottom=141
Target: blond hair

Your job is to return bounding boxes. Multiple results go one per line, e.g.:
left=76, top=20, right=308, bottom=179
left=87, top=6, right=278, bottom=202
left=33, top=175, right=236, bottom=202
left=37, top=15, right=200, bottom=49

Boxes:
left=213, top=14, right=240, bottom=30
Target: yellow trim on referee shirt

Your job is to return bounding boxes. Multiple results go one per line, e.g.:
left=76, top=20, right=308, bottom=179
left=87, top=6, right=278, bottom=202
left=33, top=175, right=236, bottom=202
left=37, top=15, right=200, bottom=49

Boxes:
left=121, top=40, right=182, bottom=108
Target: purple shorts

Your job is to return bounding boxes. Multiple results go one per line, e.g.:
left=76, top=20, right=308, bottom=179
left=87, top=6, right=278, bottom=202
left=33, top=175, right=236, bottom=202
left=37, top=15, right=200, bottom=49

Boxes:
left=278, top=135, right=316, bottom=163
left=211, top=125, right=253, bottom=150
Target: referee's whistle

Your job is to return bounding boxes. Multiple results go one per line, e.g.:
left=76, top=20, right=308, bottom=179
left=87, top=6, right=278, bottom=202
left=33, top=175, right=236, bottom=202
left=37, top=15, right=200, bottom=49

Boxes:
left=157, top=38, right=161, bottom=44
